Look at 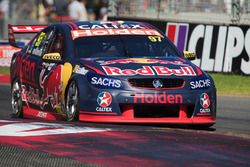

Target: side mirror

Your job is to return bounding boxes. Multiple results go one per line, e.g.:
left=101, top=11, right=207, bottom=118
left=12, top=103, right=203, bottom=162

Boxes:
left=42, top=52, right=62, bottom=63
left=183, top=51, right=196, bottom=61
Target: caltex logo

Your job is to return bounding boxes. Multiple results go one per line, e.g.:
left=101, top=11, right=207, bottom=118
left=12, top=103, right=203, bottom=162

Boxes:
left=97, top=92, right=112, bottom=107
left=200, top=93, right=210, bottom=108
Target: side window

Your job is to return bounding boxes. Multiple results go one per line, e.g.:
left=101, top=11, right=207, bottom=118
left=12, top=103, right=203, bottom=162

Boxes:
left=27, top=36, right=38, bottom=54
left=27, top=29, right=55, bottom=57
left=47, top=30, right=65, bottom=58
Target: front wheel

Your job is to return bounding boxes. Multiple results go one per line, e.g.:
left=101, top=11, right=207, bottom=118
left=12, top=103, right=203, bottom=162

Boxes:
left=11, top=80, right=23, bottom=117
left=65, top=81, right=79, bottom=121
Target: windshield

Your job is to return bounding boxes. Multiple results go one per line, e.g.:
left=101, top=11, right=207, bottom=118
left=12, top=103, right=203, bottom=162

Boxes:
left=74, top=35, right=180, bottom=58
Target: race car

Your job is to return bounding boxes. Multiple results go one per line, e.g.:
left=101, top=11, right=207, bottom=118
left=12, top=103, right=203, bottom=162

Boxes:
left=9, top=21, right=216, bottom=126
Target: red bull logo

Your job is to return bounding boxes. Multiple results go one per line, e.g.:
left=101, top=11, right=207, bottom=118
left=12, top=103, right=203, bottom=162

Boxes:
left=103, top=66, right=196, bottom=76
left=39, top=64, right=62, bottom=109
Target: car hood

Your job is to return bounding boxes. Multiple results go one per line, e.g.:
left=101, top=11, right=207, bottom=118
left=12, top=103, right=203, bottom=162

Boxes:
left=79, top=57, right=202, bottom=78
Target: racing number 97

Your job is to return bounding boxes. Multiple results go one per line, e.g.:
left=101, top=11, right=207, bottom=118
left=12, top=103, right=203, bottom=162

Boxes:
left=148, top=36, right=162, bottom=42
left=35, top=32, right=47, bottom=47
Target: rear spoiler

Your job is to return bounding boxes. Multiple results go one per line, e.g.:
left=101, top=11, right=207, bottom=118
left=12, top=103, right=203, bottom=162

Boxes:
left=8, top=24, right=47, bottom=48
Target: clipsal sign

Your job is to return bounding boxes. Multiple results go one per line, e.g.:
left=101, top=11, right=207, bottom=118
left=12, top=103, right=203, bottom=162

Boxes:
left=102, top=66, right=196, bottom=76
left=133, top=92, right=183, bottom=104
left=166, top=23, right=250, bottom=75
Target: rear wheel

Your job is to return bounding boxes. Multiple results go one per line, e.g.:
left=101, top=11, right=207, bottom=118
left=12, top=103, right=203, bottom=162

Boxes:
left=65, top=81, right=79, bottom=121
left=11, top=80, right=23, bottom=117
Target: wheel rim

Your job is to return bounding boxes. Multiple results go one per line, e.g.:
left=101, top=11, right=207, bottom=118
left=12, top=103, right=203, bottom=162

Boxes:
left=66, top=82, right=78, bottom=120
left=11, top=82, right=22, bottom=115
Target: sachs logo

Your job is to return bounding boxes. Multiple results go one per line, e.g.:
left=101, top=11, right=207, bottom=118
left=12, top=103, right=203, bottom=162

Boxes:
left=97, top=92, right=112, bottom=107
left=200, top=93, right=210, bottom=108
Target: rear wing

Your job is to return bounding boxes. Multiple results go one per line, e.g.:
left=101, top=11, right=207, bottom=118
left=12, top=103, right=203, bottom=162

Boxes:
left=8, top=24, right=47, bottom=48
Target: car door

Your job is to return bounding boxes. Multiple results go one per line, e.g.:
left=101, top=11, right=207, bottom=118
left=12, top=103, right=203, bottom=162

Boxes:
left=22, top=26, right=57, bottom=111
left=37, top=27, right=67, bottom=113
left=17, top=27, right=50, bottom=110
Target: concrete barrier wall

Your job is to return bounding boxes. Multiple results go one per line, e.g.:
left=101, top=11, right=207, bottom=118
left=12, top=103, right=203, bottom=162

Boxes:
left=109, top=17, right=250, bottom=75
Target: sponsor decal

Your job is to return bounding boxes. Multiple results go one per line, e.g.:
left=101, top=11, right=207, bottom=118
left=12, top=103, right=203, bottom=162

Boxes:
left=39, top=64, right=62, bottom=109
left=148, top=36, right=162, bottom=42
left=21, top=85, right=41, bottom=105
left=20, top=62, right=72, bottom=112
left=35, top=32, right=47, bottom=47
left=99, top=58, right=186, bottom=66
left=21, top=59, right=36, bottom=83
left=78, top=23, right=145, bottom=30
left=71, top=29, right=162, bottom=39
left=37, top=111, right=48, bottom=118
left=200, top=93, right=210, bottom=108
left=42, top=53, right=61, bottom=61
left=183, top=51, right=196, bottom=60
left=103, top=66, right=196, bottom=76
left=32, top=48, right=43, bottom=56
left=152, top=79, right=163, bottom=88
left=91, top=76, right=121, bottom=88
left=61, top=63, right=73, bottom=106
left=73, top=65, right=88, bottom=75
left=96, top=92, right=112, bottom=112
left=133, top=92, right=183, bottom=104
left=199, top=93, right=211, bottom=114
left=166, top=22, right=250, bottom=75
left=21, top=64, right=62, bottom=109
left=190, top=78, right=211, bottom=90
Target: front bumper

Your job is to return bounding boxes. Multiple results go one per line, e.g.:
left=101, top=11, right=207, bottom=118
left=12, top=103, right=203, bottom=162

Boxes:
left=79, top=110, right=215, bottom=124
left=79, top=87, right=217, bottom=125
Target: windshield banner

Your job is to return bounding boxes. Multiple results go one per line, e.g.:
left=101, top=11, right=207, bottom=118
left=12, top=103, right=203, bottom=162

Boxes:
left=71, top=29, right=162, bottom=39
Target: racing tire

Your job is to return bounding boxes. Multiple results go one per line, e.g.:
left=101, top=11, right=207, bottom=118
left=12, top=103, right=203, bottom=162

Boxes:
left=11, top=80, right=23, bottom=118
left=65, top=81, right=79, bottom=121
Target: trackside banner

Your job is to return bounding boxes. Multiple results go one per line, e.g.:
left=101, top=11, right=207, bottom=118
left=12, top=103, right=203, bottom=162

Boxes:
left=109, top=17, right=250, bottom=75
left=0, top=45, right=21, bottom=67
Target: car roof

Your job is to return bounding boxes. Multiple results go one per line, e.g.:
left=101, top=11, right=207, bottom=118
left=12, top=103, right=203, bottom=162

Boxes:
left=55, top=21, right=153, bottom=30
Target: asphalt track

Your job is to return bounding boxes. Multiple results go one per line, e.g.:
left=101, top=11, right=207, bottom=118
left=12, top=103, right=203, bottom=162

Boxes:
left=0, top=84, right=250, bottom=167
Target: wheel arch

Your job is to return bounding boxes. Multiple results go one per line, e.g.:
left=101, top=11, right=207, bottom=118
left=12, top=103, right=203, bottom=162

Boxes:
left=64, top=75, right=87, bottom=121
left=64, top=74, right=89, bottom=103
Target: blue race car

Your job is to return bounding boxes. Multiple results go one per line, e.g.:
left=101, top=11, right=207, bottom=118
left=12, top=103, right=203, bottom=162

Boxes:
left=9, top=21, right=216, bottom=126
